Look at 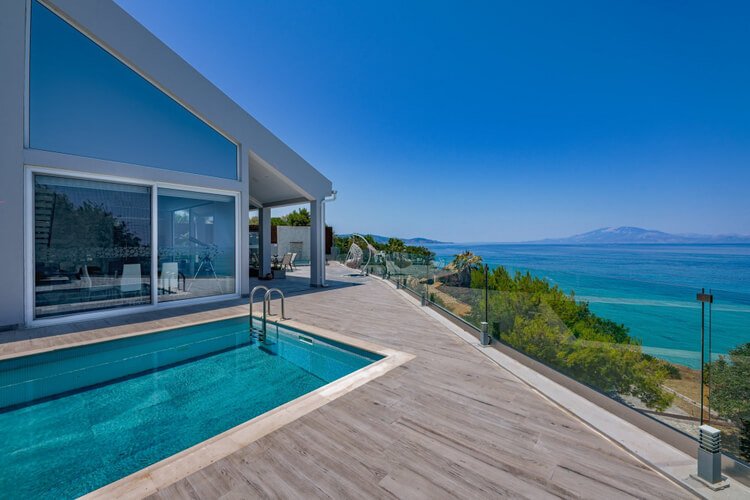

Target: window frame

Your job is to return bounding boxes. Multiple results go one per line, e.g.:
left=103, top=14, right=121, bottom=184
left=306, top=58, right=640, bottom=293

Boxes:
left=24, top=165, right=241, bottom=326
left=156, top=187, right=239, bottom=304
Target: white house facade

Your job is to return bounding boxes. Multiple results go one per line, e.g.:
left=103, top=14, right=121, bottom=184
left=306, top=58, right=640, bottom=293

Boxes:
left=0, top=0, right=334, bottom=329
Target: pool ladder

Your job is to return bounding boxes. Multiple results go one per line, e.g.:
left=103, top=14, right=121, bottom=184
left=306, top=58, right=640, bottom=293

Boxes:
left=249, top=286, right=288, bottom=343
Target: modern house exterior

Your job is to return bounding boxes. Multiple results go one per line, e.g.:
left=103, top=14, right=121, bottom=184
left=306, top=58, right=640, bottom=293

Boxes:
left=0, top=0, right=334, bottom=330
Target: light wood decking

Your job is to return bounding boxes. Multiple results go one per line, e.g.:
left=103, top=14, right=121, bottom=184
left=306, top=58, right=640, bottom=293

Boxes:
left=1, top=265, right=691, bottom=499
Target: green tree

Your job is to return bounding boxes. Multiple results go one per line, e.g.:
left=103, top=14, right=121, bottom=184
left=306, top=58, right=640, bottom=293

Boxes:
left=333, top=233, right=379, bottom=255
left=283, top=208, right=311, bottom=226
left=270, top=208, right=311, bottom=226
left=46, top=196, right=144, bottom=251
left=332, top=234, right=435, bottom=262
left=709, top=343, right=750, bottom=461
left=383, top=237, right=406, bottom=253
left=447, top=250, right=483, bottom=287
left=250, top=208, right=312, bottom=227
left=457, top=264, right=673, bottom=411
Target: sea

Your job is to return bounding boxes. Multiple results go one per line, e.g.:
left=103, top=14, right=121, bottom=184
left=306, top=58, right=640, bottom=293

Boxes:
left=427, top=243, right=750, bottom=368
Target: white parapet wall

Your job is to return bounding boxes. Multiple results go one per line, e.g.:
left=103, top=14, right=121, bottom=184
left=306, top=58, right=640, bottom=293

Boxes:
left=276, top=226, right=311, bottom=264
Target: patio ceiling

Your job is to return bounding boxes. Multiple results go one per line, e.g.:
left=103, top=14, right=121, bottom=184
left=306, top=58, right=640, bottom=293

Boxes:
left=248, top=151, right=330, bottom=209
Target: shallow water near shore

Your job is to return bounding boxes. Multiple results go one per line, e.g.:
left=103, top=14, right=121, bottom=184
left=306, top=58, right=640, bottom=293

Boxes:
left=428, top=243, right=750, bottom=368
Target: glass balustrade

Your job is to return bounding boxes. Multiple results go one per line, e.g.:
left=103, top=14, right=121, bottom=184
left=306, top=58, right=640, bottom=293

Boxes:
left=375, top=250, right=750, bottom=466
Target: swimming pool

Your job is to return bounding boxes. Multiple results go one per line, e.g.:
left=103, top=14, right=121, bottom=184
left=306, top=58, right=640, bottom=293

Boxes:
left=0, top=316, right=384, bottom=499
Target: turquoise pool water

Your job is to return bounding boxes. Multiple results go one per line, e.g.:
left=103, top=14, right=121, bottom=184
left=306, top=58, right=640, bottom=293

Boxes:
left=0, top=317, right=381, bottom=499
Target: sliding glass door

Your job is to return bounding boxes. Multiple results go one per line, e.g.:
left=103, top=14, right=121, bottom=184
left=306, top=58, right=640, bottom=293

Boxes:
left=32, top=173, right=238, bottom=320
left=157, top=189, right=236, bottom=302
left=33, top=175, right=152, bottom=318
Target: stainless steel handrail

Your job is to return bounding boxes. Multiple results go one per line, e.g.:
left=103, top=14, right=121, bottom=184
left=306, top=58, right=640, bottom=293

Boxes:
left=249, top=285, right=269, bottom=333
left=264, top=288, right=287, bottom=318
left=261, top=288, right=286, bottom=342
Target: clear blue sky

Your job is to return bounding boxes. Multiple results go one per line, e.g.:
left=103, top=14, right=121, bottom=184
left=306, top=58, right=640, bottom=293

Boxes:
left=116, top=0, right=750, bottom=242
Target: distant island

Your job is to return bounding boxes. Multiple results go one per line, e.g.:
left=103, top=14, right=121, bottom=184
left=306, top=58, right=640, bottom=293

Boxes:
left=528, top=226, right=750, bottom=245
left=338, top=234, right=451, bottom=245
left=339, top=227, right=750, bottom=246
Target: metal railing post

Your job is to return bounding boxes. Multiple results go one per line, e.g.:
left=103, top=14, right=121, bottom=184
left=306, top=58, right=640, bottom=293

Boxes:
left=480, top=321, right=490, bottom=346
left=484, top=264, right=489, bottom=326
left=696, top=289, right=713, bottom=425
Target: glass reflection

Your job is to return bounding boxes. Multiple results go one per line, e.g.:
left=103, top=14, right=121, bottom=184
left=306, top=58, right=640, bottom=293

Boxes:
left=157, top=189, right=236, bottom=301
left=29, top=0, right=237, bottom=179
left=34, top=175, right=152, bottom=318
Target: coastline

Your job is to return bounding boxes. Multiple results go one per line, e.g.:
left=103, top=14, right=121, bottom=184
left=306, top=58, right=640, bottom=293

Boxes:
left=428, top=242, right=750, bottom=367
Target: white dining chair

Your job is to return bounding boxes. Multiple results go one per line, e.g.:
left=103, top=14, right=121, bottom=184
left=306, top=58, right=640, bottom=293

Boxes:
left=120, top=263, right=142, bottom=296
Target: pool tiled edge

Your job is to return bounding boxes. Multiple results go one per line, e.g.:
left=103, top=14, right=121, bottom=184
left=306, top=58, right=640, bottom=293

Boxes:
left=0, top=309, right=251, bottom=362
left=80, top=317, right=414, bottom=500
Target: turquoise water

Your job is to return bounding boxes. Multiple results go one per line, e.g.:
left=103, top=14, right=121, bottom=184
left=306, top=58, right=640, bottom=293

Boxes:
left=0, top=317, right=379, bottom=499
left=429, top=244, right=750, bottom=367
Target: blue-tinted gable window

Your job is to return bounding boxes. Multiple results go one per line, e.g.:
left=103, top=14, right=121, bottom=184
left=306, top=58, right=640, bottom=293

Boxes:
left=29, top=1, right=238, bottom=179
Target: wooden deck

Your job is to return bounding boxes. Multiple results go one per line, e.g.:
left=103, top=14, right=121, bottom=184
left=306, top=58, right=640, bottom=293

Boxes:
left=1, top=265, right=691, bottom=499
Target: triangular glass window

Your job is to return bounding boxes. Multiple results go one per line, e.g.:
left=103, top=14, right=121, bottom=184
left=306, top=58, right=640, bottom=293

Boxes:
left=29, top=0, right=238, bottom=179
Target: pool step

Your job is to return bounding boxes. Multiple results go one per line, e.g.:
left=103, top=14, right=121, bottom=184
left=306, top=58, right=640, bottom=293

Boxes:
left=258, top=345, right=278, bottom=356
left=249, top=323, right=280, bottom=357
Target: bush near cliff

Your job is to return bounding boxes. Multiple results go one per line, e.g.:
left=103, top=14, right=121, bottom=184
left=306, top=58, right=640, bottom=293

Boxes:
left=461, top=264, right=674, bottom=411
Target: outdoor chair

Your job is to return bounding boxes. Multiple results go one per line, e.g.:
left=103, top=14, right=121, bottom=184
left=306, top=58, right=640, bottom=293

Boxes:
left=279, top=253, right=293, bottom=272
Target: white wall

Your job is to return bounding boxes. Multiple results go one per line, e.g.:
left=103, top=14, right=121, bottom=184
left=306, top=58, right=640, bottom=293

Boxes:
left=276, top=226, right=311, bottom=263
left=0, top=0, right=28, bottom=329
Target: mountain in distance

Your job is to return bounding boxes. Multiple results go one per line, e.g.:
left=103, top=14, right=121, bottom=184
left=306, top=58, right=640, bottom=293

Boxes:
left=339, top=234, right=450, bottom=245
left=531, top=226, right=750, bottom=244
left=404, top=237, right=451, bottom=245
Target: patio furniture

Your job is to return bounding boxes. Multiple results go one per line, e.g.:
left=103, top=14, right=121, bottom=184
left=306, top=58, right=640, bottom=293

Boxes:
left=345, top=243, right=363, bottom=269
left=279, top=253, right=293, bottom=272
left=80, top=264, right=93, bottom=301
left=120, top=263, right=143, bottom=297
left=81, top=264, right=92, bottom=289
left=160, top=262, right=181, bottom=294
left=345, top=234, right=380, bottom=275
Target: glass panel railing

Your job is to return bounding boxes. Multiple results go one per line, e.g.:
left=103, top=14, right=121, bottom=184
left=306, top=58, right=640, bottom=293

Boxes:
left=705, top=288, right=750, bottom=463
left=381, top=251, right=429, bottom=296
left=395, top=257, right=750, bottom=467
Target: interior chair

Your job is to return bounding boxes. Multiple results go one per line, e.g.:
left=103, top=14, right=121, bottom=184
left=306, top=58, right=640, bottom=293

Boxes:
left=120, top=263, right=143, bottom=298
left=161, top=262, right=179, bottom=294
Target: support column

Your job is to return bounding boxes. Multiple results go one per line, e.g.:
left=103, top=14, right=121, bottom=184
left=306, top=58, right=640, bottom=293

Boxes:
left=239, top=148, right=250, bottom=296
left=310, top=199, right=326, bottom=287
left=0, top=0, right=27, bottom=328
left=258, top=206, right=272, bottom=278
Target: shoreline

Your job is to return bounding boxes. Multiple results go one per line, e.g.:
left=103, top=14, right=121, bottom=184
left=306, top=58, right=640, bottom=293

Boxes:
left=428, top=249, right=749, bottom=365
